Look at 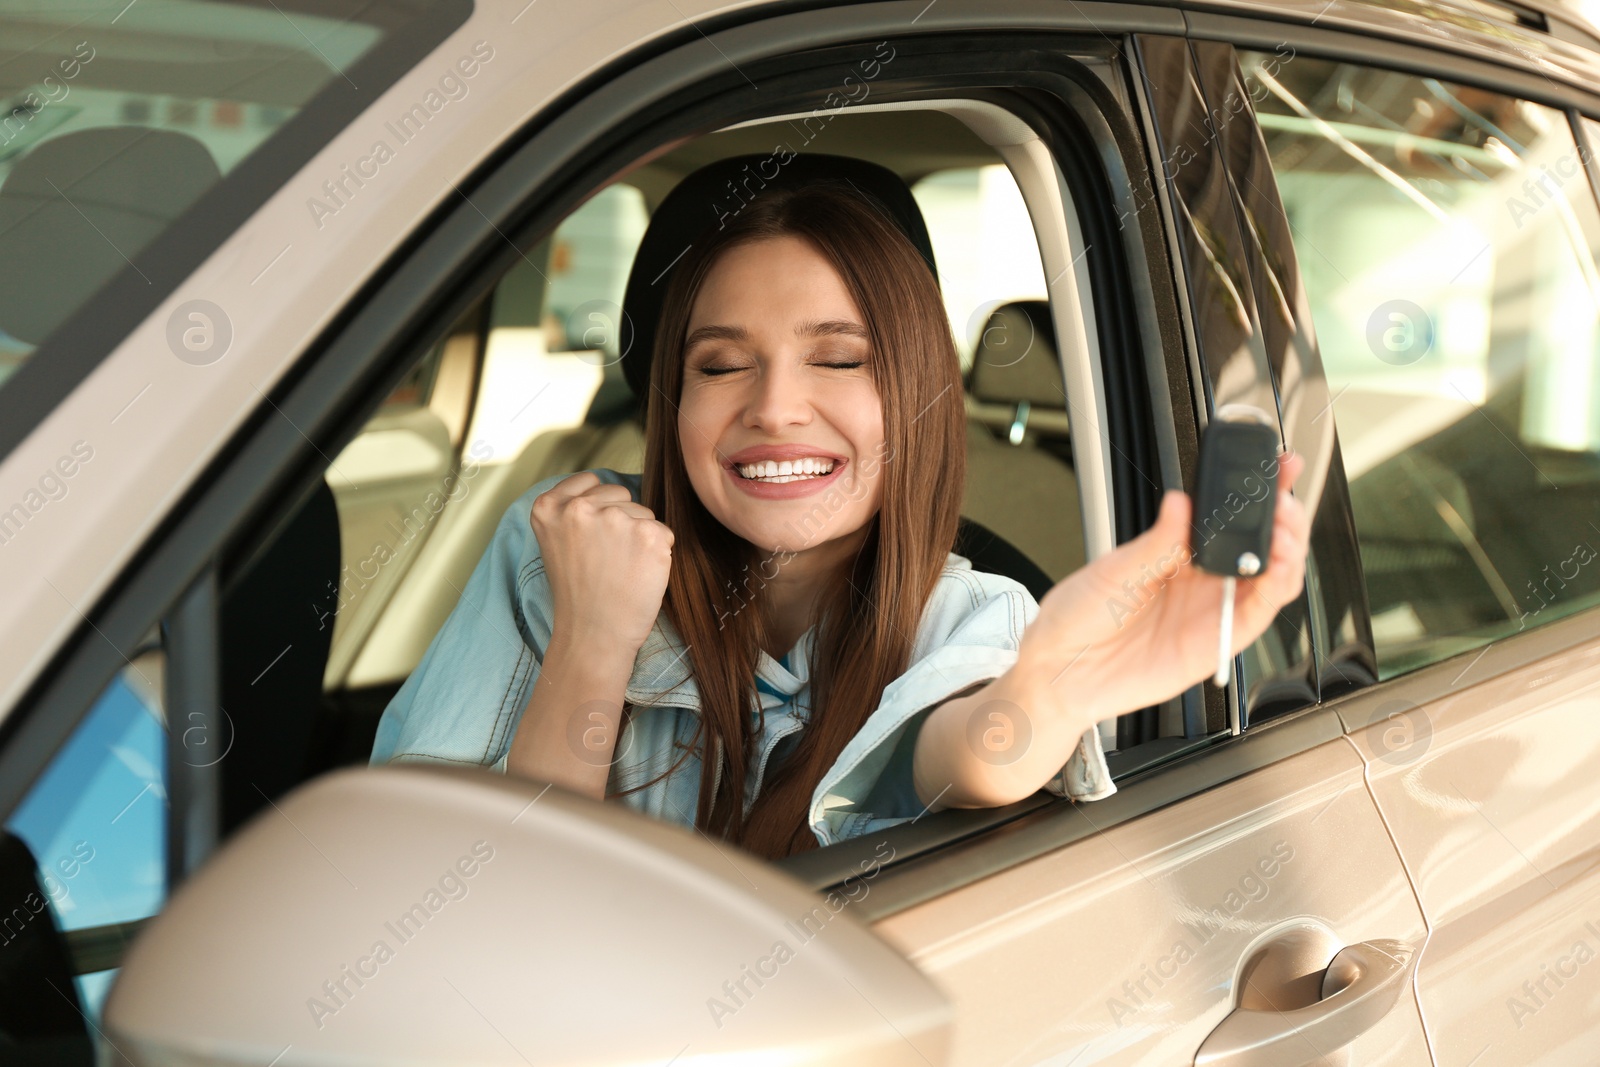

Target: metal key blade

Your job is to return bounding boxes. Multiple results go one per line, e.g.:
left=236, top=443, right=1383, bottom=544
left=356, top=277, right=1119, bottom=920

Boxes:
left=1214, top=576, right=1236, bottom=687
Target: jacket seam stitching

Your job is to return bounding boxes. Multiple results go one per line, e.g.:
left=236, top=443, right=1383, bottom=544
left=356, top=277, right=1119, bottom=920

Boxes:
left=388, top=752, right=495, bottom=767
left=942, top=566, right=982, bottom=612
left=485, top=642, right=530, bottom=764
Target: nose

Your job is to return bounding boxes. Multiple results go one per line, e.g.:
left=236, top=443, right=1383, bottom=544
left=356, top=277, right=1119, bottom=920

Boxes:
left=741, top=354, right=813, bottom=434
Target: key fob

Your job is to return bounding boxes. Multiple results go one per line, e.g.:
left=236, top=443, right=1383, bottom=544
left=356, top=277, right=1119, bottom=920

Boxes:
left=1192, top=409, right=1280, bottom=578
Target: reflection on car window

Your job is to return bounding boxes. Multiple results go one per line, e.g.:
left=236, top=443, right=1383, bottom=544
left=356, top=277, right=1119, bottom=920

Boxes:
left=4, top=647, right=166, bottom=1029
left=0, top=0, right=465, bottom=414
left=1244, top=54, right=1600, bottom=679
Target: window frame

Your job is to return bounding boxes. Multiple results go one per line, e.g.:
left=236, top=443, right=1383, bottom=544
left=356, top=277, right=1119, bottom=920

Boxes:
left=810, top=15, right=1600, bottom=917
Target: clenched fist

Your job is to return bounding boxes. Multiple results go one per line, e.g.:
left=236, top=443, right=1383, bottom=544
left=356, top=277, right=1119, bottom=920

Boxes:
left=530, top=471, right=674, bottom=654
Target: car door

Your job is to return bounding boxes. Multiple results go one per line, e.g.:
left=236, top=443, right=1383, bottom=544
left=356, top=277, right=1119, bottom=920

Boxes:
left=1234, top=37, right=1600, bottom=1067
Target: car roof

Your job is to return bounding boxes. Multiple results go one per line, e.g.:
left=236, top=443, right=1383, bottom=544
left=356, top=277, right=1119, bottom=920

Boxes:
left=499, top=0, right=1600, bottom=98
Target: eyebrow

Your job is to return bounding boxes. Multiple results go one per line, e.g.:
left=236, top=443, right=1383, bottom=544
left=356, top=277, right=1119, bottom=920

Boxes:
left=683, top=318, right=869, bottom=351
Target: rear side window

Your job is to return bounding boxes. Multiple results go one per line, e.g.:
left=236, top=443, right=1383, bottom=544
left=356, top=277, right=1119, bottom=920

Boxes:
left=1243, top=54, right=1600, bottom=679
left=0, top=0, right=472, bottom=456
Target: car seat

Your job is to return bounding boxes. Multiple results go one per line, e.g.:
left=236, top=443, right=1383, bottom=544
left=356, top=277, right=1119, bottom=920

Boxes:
left=961, top=300, right=1085, bottom=581
left=0, top=127, right=220, bottom=346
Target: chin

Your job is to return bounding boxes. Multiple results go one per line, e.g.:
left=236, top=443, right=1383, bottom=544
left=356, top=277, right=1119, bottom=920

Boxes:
left=724, top=518, right=801, bottom=557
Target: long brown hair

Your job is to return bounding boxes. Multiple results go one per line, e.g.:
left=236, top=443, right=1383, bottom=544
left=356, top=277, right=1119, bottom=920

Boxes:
left=618, top=179, right=965, bottom=860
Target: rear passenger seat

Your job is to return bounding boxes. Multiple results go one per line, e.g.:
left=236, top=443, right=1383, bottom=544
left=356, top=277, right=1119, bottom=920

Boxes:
left=960, top=300, right=1085, bottom=582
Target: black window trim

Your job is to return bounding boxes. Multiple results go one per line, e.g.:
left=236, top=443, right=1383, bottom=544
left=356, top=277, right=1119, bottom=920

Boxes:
left=1131, top=33, right=1328, bottom=732
left=1185, top=9, right=1600, bottom=118
left=1177, top=34, right=1364, bottom=722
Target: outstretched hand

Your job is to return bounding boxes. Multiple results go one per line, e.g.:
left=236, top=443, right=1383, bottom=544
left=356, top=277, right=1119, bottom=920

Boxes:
left=1014, top=451, right=1310, bottom=729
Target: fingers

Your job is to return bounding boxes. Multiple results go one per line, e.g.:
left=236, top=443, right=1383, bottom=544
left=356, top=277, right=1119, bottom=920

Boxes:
left=541, top=471, right=638, bottom=506
left=577, top=483, right=637, bottom=505
left=544, top=470, right=605, bottom=499
left=1126, top=489, right=1192, bottom=562
left=1234, top=487, right=1309, bottom=636
left=1271, top=460, right=1310, bottom=575
left=591, top=500, right=659, bottom=522
left=1158, top=487, right=1190, bottom=531
left=1275, top=449, right=1304, bottom=490
left=1226, top=452, right=1310, bottom=643
left=1078, top=489, right=1192, bottom=603
left=532, top=473, right=647, bottom=524
left=1270, top=499, right=1308, bottom=574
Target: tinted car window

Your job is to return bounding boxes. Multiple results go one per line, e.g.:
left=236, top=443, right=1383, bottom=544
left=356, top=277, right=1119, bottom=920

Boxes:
left=4, top=648, right=166, bottom=1029
left=1243, top=53, right=1600, bottom=679
left=0, top=0, right=471, bottom=457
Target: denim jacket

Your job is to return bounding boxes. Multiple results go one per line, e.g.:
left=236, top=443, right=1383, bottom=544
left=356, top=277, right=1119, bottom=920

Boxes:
left=369, top=468, right=1116, bottom=847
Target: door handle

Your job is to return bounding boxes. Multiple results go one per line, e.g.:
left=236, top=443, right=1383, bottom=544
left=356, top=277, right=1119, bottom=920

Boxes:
left=1194, top=938, right=1415, bottom=1067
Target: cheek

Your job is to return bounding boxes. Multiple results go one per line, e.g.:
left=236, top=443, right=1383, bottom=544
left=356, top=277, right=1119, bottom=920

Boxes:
left=842, top=384, right=885, bottom=454
left=857, top=400, right=887, bottom=494
left=678, top=402, right=734, bottom=505
left=677, top=402, right=714, bottom=460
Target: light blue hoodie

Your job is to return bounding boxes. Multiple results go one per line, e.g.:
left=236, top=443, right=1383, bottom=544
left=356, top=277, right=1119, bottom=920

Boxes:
left=369, top=468, right=1115, bottom=847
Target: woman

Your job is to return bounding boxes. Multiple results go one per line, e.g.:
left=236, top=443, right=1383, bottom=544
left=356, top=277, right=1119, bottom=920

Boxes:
left=370, top=180, right=1310, bottom=860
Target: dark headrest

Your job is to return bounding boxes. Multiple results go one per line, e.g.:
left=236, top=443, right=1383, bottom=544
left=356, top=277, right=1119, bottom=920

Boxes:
left=0, top=127, right=220, bottom=345
left=617, top=153, right=938, bottom=410
left=968, top=300, right=1066, bottom=408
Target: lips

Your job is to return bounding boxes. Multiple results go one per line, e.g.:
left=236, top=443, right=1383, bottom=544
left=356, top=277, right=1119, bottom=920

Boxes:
left=723, top=454, right=848, bottom=500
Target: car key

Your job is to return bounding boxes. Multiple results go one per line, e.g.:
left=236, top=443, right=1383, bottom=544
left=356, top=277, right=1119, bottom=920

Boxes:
left=1191, top=406, right=1281, bottom=687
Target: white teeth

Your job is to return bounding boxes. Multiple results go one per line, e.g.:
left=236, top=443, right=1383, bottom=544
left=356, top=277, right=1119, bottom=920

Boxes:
left=736, top=457, right=836, bottom=480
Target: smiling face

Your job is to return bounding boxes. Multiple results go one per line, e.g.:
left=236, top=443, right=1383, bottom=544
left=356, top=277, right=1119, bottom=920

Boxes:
left=677, top=233, right=886, bottom=559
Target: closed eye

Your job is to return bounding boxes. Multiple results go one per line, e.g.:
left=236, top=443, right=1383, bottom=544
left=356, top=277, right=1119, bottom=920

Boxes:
left=695, top=359, right=865, bottom=376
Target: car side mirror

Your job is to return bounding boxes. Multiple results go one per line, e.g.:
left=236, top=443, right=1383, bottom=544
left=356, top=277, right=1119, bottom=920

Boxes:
left=101, top=764, right=951, bottom=1066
